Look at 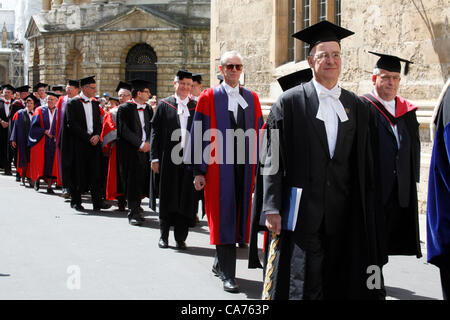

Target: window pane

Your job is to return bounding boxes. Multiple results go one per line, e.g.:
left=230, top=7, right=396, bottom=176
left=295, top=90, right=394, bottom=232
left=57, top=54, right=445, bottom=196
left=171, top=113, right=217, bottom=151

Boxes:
left=302, top=0, right=310, bottom=59
left=336, top=0, right=341, bottom=25
left=288, top=0, right=295, bottom=61
left=319, top=0, right=327, bottom=21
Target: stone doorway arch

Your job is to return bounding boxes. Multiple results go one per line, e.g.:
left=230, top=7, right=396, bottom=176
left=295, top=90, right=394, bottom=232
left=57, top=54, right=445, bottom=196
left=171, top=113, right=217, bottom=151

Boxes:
left=66, top=48, right=83, bottom=80
left=125, top=43, right=157, bottom=96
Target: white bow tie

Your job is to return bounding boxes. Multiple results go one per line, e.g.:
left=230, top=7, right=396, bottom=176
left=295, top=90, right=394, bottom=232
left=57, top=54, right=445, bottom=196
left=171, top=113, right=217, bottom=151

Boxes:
left=176, top=98, right=190, bottom=118
left=226, top=87, right=248, bottom=114
left=316, top=87, right=348, bottom=122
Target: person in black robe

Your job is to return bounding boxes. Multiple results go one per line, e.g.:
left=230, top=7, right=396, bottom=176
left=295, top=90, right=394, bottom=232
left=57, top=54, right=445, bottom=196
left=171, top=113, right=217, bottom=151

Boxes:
left=250, top=21, right=381, bottom=300
left=33, top=83, right=48, bottom=108
left=116, top=79, right=153, bottom=226
left=10, top=94, right=37, bottom=186
left=8, top=85, right=31, bottom=182
left=0, top=84, right=16, bottom=175
left=62, top=76, right=109, bottom=212
left=360, top=52, right=422, bottom=298
left=150, top=70, right=198, bottom=249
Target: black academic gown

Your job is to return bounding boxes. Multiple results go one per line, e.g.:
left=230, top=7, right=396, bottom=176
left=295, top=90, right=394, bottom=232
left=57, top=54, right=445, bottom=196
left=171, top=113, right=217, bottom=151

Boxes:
left=249, top=80, right=380, bottom=300
left=7, top=100, right=23, bottom=166
left=361, top=94, right=422, bottom=261
left=63, top=97, right=103, bottom=203
left=116, top=101, right=153, bottom=205
left=149, top=96, right=198, bottom=227
left=0, top=100, right=15, bottom=171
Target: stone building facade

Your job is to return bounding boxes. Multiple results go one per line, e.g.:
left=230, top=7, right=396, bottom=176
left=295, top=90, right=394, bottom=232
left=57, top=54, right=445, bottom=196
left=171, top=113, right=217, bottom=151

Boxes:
left=211, top=0, right=449, bottom=214
left=210, top=1, right=448, bottom=133
left=25, top=0, right=210, bottom=99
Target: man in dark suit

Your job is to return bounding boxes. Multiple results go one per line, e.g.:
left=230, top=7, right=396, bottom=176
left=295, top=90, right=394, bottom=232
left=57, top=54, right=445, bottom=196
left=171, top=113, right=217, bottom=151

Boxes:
left=116, top=79, right=153, bottom=226
left=150, top=70, right=199, bottom=249
left=260, top=21, right=380, bottom=300
left=360, top=52, right=422, bottom=297
left=0, top=84, right=16, bottom=175
left=63, top=76, right=109, bottom=212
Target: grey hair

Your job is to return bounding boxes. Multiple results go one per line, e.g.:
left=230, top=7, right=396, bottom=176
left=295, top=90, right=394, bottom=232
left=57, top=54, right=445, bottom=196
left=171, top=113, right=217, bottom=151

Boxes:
left=220, top=50, right=243, bottom=66
left=373, top=68, right=381, bottom=76
left=174, top=76, right=179, bottom=83
left=118, top=88, right=131, bottom=96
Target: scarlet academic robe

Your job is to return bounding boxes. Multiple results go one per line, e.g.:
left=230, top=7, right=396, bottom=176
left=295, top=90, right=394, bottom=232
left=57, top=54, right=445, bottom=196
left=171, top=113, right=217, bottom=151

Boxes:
left=10, top=108, right=32, bottom=178
left=187, top=85, right=264, bottom=245
left=361, top=93, right=422, bottom=259
left=28, top=106, right=58, bottom=181
left=427, top=84, right=450, bottom=270
left=101, top=108, right=122, bottom=200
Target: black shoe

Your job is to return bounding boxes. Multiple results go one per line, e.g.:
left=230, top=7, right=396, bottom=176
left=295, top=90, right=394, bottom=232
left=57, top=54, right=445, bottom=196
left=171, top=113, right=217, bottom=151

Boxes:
left=16, top=175, right=21, bottom=182
left=158, top=238, right=169, bottom=248
left=93, top=202, right=112, bottom=211
left=34, top=181, right=40, bottom=191
left=223, top=278, right=240, bottom=293
left=47, top=188, right=55, bottom=194
left=71, top=203, right=85, bottom=212
left=129, top=218, right=142, bottom=226
left=118, top=203, right=126, bottom=212
left=212, top=265, right=225, bottom=280
left=176, top=241, right=187, bottom=250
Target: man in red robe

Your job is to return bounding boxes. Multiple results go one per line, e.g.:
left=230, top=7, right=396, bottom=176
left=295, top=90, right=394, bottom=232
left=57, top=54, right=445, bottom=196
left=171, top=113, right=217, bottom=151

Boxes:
left=28, top=91, right=60, bottom=193
left=187, top=51, right=263, bottom=293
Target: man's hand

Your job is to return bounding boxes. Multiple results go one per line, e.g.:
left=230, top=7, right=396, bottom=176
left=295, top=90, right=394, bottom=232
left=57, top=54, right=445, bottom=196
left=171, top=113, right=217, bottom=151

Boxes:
left=1, top=120, right=8, bottom=128
left=90, top=135, right=100, bottom=146
left=151, top=161, right=159, bottom=174
left=265, top=214, right=282, bottom=235
left=11, top=141, right=16, bottom=148
left=139, top=141, right=150, bottom=153
left=194, top=175, right=206, bottom=191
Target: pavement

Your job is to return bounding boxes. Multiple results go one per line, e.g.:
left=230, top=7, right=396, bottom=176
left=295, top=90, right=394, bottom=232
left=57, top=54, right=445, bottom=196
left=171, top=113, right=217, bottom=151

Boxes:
left=0, top=171, right=443, bottom=300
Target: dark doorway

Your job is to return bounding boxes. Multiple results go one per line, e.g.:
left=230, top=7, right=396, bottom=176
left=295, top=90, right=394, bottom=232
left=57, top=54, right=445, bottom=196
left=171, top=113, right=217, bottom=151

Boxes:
left=125, top=43, right=158, bottom=96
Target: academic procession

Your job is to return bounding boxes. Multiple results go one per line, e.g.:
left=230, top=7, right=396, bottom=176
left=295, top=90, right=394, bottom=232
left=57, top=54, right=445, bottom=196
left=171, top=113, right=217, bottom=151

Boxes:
left=0, top=20, right=448, bottom=301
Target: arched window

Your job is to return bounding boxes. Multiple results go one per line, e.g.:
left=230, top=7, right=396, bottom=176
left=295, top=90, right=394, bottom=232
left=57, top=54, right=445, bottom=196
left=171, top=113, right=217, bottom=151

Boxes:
left=66, top=49, right=82, bottom=80
left=125, top=43, right=158, bottom=96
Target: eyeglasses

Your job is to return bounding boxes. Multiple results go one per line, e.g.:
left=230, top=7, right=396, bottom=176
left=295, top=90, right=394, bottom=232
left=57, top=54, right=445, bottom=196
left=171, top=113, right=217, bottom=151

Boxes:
left=86, top=86, right=97, bottom=90
left=311, top=52, right=341, bottom=61
left=225, top=64, right=243, bottom=71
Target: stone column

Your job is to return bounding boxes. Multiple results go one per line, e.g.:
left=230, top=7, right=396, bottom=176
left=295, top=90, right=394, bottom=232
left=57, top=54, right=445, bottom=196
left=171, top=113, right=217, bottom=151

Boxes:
left=42, top=0, right=52, bottom=12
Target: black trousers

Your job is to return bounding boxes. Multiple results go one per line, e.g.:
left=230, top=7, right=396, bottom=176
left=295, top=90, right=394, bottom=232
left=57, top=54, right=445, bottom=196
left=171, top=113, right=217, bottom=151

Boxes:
left=441, top=265, right=450, bottom=300
left=301, top=228, right=346, bottom=300
left=213, top=244, right=237, bottom=280
left=160, top=214, right=189, bottom=242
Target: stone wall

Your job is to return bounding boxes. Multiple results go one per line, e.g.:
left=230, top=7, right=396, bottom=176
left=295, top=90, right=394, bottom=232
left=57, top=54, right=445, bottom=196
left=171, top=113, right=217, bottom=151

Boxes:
left=28, top=28, right=210, bottom=99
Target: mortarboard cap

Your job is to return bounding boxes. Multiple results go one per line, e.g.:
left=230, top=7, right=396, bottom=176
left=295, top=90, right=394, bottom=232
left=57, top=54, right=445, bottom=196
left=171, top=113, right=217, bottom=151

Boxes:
left=15, top=85, right=30, bottom=93
left=67, top=79, right=80, bottom=88
left=277, top=68, right=313, bottom=92
left=115, top=81, right=132, bottom=93
left=46, top=91, right=61, bottom=98
left=33, top=82, right=48, bottom=92
left=369, top=51, right=413, bottom=75
left=79, top=76, right=96, bottom=87
left=2, top=84, right=16, bottom=93
left=109, top=97, right=119, bottom=103
left=129, top=79, right=151, bottom=92
left=176, top=70, right=193, bottom=80
left=52, top=85, right=65, bottom=92
left=292, top=20, right=354, bottom=53
left=192, top=73, right=203, bottom=83
left=25, top=94, right=39, bottom=105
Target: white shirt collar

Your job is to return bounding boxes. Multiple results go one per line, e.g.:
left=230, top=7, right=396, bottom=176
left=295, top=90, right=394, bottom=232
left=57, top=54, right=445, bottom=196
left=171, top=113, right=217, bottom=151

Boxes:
left=80, top=92, right=92, bottom=103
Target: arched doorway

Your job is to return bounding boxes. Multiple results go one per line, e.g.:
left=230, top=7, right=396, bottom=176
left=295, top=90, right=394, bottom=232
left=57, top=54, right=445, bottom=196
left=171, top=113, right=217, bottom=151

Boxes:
left=66, top=49, right=83, bottom=80
left=125, top=43, right=157, bottom=95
